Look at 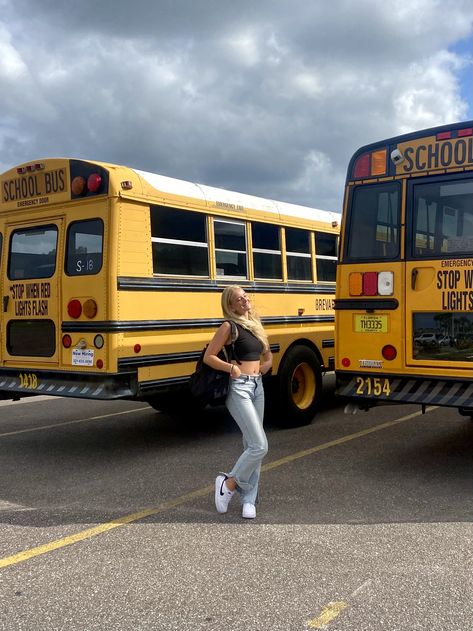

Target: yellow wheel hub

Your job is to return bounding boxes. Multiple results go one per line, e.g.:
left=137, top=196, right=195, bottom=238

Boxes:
left=290, top=362, right=316, bottom=409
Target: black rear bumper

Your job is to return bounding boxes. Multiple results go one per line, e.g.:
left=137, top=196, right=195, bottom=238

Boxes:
left=0, top=368, right=136, bottom=400
left=336, top=370, right=473, bottom=409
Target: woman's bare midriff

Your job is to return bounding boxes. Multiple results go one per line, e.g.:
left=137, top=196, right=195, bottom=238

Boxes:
left=233, top=360, right=261, bottom=375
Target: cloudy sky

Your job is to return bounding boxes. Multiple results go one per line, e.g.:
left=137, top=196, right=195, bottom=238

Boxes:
left=1, top=0, right=472, bottom=212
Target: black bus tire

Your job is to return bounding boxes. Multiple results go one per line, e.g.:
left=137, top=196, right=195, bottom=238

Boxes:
left=146, top=391, right=205, bottom=417
left=274, top=345, right=323, bottom=427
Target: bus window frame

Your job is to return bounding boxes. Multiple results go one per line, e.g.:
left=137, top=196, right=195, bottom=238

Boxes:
left=65, top=217, right=104, bottom=277
left=251, top=221, right=283, bottom=281
left=150, top=205, right=210, bottom=277
left=343, top=180, right=402, bottom=263
left=406, top=171, right=473, bottom=261
left=214, top=218, right=248, bottom=279
left=285, top=226, right=313, bottom=282
left=8, top=223, right=59, bottom=281
left=315, top=231, right=338, bottom=283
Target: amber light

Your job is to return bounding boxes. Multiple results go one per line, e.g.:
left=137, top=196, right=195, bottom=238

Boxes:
left=349, top=272, right=363, bottom=296
left=382, top=345, right=397, bottom=360
left=71, top=176, right=87, bottom=196
left=67, top=299, right=82, bottom=318
left=341, top=357, right=351, bottom=367
left=83, top=299, right=98, bottom=318
left=371, top=150, right=387, bottom=175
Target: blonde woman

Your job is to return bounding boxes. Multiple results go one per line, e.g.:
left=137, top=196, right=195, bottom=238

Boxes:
left=204, top=285, right=272, bottom=519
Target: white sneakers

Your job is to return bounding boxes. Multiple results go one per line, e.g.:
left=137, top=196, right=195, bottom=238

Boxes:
left=215, top=475, right=257, bottom=518
left=215, top=475, right=234, bottom=513
left=242, top=503, right=256, bottom=519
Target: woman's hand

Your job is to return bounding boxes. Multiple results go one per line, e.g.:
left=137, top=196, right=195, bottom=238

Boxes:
left=260, top=351, right=273, bottom=376
left=230, top=364, right=242, bottom=379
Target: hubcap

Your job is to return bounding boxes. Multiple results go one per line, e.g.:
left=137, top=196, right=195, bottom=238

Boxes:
left=290, top=362, right=316, bottom=409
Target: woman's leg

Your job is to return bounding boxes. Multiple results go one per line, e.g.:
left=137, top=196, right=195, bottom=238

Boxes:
left=226, top=377, right=267, bottom=505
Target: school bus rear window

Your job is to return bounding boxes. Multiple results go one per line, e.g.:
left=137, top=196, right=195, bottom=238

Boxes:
left=65, top=219, right=104, bottom=276
left=8, top=225, right=58, bottom=280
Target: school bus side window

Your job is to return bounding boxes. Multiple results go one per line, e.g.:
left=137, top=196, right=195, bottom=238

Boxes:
left=411, top=177, right=473, bottom=257
left=346, top=182, right=400, bottom=261
left=65, top=219, right=104, bottom=276
left=151, top=205, right=208, bottom=276
left=286, top=227, right=312, bottom=281
left=252, top=222, right=282, bottom=280
left=8, top=226, right=58, bottom=280
left=214, top=219, right=247, bottom=278
left=315, top=232, right=338, bottom=282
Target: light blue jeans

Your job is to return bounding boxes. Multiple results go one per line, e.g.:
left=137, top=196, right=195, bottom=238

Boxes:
left=225, top=374, right=268, bottom=505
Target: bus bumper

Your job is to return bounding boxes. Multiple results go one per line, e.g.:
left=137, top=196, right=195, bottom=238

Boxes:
left=0, top=368, right=135, bottom=400
left=336, top=371, right=473, bottom=409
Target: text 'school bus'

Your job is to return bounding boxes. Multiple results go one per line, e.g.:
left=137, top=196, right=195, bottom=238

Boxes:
left=0, top=159, right=340, bottom=426
left=335, top=120, right=473, bottom=417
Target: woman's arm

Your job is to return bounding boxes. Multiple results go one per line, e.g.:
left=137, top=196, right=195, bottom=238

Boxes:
left=260, top=350, right=273, bottom=375
left=203, top=322, right=235, bottom=374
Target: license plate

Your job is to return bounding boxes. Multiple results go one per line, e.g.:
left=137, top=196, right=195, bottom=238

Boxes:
left=354, top=314, right=388, bottom=333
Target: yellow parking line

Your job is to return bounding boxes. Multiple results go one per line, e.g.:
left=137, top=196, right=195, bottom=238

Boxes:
left=0, top=406, right=150, bottom=438
left=262, top=407, right=435, bottom=473
left=307, top=601, right=348, bottom=628
left=0, top=406, right=434, bottom=570
left=0, top=486, right=212, bottom=569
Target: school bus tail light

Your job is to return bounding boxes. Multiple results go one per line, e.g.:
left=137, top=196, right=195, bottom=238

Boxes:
left=67, top=298, right=98, bottom=319
left=62, top=334, right=72, bottom=348
left=87, top=173, right=102, bottom=193
left=349, top=271, right=393, bottom=296
left=67, top=299, right=82, bottom=319
left=352, top=149, right=387, bottom=178
left=83, top=299, right=98, bottom=318
left=382, top=345, right=397, bottom=361
left=71, top=176, right=87, bottom=196
left=70, top=160, right=108, bottom=199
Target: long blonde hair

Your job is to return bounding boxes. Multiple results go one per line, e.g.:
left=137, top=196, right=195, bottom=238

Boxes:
left=221, top=285, right=269, bottom=352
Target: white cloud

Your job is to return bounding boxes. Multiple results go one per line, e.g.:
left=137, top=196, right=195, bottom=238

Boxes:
left=0, top=24, right=27, bottom=78
left=0, top=0, right=471, bottom=213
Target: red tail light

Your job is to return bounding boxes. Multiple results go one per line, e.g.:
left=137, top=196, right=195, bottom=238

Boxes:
left=67, top=299, right=82, bottom=319
left=87, top=173, right=102, bottom=193
left=382, top=345, right=397, bottom=360
left=363, top=272, right=378, bottom=296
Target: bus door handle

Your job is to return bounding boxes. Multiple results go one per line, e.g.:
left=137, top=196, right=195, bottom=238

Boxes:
left=3, top=295, right=9, bottom=312
left=411, top=268, right=418, bottom=290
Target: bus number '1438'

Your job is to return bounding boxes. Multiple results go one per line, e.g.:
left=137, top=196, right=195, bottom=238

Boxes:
left=355, top=376, right=391, bottom=397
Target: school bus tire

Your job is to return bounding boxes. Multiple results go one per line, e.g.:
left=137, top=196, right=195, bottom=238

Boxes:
left=458, top=407, right=473, bottom=419
left=146, top=391, right=204, bottom=417
left=274, top=345, right=323, bottom=427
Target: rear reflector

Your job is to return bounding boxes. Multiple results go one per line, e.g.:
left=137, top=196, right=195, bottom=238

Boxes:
left=378, top=271, right=394, bottom=295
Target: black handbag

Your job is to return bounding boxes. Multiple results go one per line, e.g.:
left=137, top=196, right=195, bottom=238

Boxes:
left=189, top=321, right=238, bottom=405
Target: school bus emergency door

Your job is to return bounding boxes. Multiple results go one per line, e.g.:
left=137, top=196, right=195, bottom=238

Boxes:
left=1, top=219, right=63, bottom=389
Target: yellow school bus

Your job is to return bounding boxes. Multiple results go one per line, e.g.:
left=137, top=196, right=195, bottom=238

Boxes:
left=335, top=120, right=473, bottom=416
left=0, top=158, right=339, bottom=425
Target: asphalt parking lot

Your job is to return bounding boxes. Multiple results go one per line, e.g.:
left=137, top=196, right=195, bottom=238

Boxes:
left=0, top=383, right=472, bottom=631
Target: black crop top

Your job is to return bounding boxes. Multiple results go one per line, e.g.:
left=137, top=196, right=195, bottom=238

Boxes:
left=227, top=322, right=264, bottom=361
